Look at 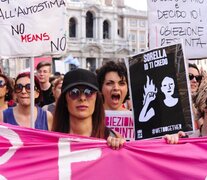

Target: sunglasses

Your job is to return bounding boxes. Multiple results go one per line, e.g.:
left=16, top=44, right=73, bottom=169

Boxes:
left=0, top=83, right=6, bottom=88
left=14, top=83, right=38, bottom=93
left=68, top=87, right=96, bottom=100
left=189, top=74, right=202, bottom=82
left=0, top=80, right=6, bottom=88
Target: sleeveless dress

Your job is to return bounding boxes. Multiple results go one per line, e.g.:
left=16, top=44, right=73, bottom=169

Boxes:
left=3, top=106, right=48, bottom=130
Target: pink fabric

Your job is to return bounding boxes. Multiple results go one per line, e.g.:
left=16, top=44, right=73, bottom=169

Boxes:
left=0, top=123, right=207, bottom=179
left=34, top=57, right=52, bottom=68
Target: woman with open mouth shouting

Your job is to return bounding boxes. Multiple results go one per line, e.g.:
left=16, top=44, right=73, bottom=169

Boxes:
left=96, top=61, right=129, bottom=111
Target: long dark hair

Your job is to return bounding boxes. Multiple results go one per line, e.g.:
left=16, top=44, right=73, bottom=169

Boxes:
left=0, top=74, right=14, bottom=101
left=52, top=91, right=109, bottom=139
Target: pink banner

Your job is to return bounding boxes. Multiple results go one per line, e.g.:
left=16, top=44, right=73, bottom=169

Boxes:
left=0, top=123, right=207, bottom=179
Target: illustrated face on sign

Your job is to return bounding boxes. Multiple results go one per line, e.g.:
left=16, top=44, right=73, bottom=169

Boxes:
left=161, top=77, right=175, bottom=96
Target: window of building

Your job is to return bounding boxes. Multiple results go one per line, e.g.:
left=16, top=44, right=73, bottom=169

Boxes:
left=130, top=19, right=137, bottom=27
left=103, top=20, right=110, bottom=39
left=86, top=11, right=94, bottom=38
left=25, top=58, right=30, bottom=68
left=140, top=32, right=145, bottom=43
left=117, top=16, right=124, bottom=38
left=129, top=33, right=136, bottom=42
left=69, top=18, right=76, bottom=38
left=86, top=58, right=96, bottom=72
left=139, top=20, right=146, bottom=27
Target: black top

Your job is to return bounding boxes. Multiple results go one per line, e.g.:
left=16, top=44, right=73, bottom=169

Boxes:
left=39, top=84, right=55, bottom=107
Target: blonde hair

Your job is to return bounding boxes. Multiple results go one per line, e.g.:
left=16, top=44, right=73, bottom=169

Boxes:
left=194, top=74, right=207, bottom=116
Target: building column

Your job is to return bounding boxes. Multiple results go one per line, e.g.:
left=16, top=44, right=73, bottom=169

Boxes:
left=94, top=16, right=98, bottom=39
left=98, top=16, right=103, bottom=42
left=81, top=57, right=86, bottom=69
left=81, top=12, right=86, bottom=42
left=113, top=14, right=118, bottom=44
left=123, top=17, right=127, bottom=40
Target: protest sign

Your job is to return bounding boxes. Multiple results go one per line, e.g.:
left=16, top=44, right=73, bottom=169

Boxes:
left=0, top=123, right=207, bottom=179
left=105, top=110, right=135, bottom=141
left=127, top=43, right=193, bottom=140
left=0, top=0, right=67, bottom=57
left=148, top=0, right=207, bottom=59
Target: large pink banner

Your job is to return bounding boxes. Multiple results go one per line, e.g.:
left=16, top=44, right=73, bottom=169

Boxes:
left=0, top=123, right=207, bottom=179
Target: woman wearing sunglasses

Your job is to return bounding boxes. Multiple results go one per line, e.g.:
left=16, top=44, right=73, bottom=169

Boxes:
left=0, top=74, right=15, bottom=111
left=188, top=63, right=203, bottom=130
left=0, top=72, right=53, bottom=130
left=189, top=63, right=202, bottom=95
left=52, top=68, right=125, bottom=149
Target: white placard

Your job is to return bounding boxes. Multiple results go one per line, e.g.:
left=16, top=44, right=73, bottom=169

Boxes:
left=105, top=110, right=135, bottom=141
left=0, top=0, right=67, bottom=58
left=148, top=0, right=207, bottom=59
left=54, top=59, right=66, bottom=74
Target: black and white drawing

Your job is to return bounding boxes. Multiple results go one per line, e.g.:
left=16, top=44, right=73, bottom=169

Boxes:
left=128, top=43, right=193, bottom=140
left=161, top=76, right=178, bottom=107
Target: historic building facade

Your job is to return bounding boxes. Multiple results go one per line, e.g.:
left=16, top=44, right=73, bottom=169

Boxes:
left=1, top=0, right=148, bottom=77
left=65, top=0, right=148, bottom=72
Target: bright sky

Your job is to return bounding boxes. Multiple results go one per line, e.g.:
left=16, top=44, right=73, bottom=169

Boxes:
left=125, top=0, right=147, bottom=11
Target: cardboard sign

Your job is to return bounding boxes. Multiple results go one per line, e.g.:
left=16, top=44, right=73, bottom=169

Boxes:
left=148, top=0, right=207, bottom=59
left=127, top=43, right=193, bottom=140
left=0, top=0, right=67, bottom=57
left=105, top=110, right=135, bottom=141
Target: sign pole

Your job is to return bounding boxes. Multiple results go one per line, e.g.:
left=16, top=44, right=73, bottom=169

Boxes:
left=30, top=57, right=35, bottom=128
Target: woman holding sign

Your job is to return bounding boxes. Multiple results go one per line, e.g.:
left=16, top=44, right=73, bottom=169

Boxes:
left=96, top=61, right=134, bottom=141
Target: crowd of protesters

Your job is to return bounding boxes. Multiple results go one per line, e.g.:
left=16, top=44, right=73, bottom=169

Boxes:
left=165, top=63, right=207, bottom=143
left=0, top=60, right=206, bottom=145
left=0, top=60, right=126, bottom=149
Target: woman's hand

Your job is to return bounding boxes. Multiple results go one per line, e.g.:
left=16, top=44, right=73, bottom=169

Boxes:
left=164, top=131, right=186, bottom=144
left=107, top=136, right=125, bottom=150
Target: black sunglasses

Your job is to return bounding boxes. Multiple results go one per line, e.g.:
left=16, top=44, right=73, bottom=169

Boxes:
left=189, top=74, right=202, bottom=82
left=14, top=83, right=38, bottom=93
left=0, top=83, right=6, bottom=88
left=68, top=87, right=96, bottom=100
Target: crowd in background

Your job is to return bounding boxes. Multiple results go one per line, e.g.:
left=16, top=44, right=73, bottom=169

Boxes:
left=0, top=60, right=206, bottom=145
left=0, top=60, right=128, bottom=149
